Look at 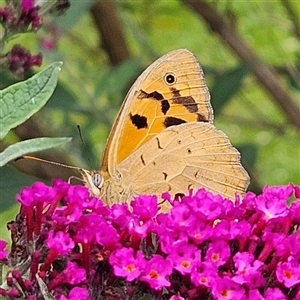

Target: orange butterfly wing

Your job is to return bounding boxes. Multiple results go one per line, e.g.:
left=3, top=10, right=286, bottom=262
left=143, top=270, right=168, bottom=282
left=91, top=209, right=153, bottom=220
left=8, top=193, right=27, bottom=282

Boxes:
left=101, top=49, right=213, bottom=174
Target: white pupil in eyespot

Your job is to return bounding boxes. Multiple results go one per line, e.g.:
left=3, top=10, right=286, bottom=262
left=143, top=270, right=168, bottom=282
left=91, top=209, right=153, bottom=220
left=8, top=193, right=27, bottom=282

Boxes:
left=166, top=74, right=175, bottom=84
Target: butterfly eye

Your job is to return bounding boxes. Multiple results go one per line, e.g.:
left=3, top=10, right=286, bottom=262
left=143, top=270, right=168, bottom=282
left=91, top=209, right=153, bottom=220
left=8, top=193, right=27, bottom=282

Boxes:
left=164, top=73, right=176, bottom=85
left=92, top=172, right=104, bottom=189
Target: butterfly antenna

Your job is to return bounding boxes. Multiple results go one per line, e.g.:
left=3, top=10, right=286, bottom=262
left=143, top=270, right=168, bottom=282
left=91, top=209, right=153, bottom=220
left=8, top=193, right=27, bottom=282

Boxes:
left=77, top=125, right=93, bottom=169
left=15, top=155, right=82, bottom=171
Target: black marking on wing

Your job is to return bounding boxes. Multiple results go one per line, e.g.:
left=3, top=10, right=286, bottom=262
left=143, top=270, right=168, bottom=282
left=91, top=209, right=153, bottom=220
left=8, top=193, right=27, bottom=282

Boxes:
left=138, top=90, right=164, bottom=101
left=163, top=172, right=168, bottom=180
left=130, top=113, right=148, bottom=129
left=197, top=113, right=209, bottom=122
left=171, top=87, right=209, bottom=122
left=170, top=87, right=208, bottom=122
left=163, top=117, right=186, bottom=128
left=161, top=99, right=170, bottom=115
left=171, top=87, right=201, bottom=114
left=194, top=170, right=201, bottom=179
left=156, top=137, right=163, bottom=149
left=140, top=155, right=146, bottom=165
left=138, top=89, right=171, bottom=115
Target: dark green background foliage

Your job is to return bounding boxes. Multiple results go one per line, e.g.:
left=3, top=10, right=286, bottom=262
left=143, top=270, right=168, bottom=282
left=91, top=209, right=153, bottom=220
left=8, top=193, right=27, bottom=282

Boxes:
left=1, top=1, right=299, bottom=240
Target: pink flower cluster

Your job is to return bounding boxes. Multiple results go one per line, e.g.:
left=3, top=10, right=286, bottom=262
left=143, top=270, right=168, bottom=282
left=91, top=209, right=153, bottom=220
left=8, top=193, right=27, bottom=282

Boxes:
left=0, top=0, right=42, bottom=32
left=0, top=0, right=70, bottom=77
left=0, top=181, right=299, bottom=299
left=7, top=45, right=42, bottom=76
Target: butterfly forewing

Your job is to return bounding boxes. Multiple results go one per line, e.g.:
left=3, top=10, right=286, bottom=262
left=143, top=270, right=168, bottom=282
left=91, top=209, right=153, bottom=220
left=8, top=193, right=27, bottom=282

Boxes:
left=101, top=49, right=213, bottom=174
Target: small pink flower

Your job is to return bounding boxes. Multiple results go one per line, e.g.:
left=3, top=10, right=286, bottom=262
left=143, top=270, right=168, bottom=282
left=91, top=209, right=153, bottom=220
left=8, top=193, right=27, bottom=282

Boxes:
left=191, top=262, right=216, bottom=288
left=205, top=239, right=230, bottom=267
left=232, top=252, right=265, bottom=288
left=255, top=185, right=292, bottom=220
left=110, top=203, right=131, bottom=230
left=276, top=257, right=300, bottom=288
left=211, top=277, right=246, bottom=300
left=140, top=255, right=172, bottom=290
left=16, top=181, right=55, bottom=206
left=96, top=222, right=120, bottom=250
left=168, top=243, right=200, bottom=275
left=131, top=195, right=158, bottom=220
left=128, top=216, right=153, bottom=238
left=65, top=185, right=90, bottom=206
left=110, top=248, right=145, bottom=282
left=63, top=262, right=86, bottom=285
left=187, top=219, right=213, bottom=245
left=46, top=231, right=74, bottom=255
left=184, top=188, right=224, bottom=220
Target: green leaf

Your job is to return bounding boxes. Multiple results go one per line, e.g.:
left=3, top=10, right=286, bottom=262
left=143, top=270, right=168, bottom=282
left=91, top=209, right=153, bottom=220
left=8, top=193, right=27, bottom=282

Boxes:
left=0, top=137, right=71, bottom=167
left=210, top=64, right=249, bottom=115
left=0, top=62, right=63, bottom=140
left=0, top=165, right=39, bottom=212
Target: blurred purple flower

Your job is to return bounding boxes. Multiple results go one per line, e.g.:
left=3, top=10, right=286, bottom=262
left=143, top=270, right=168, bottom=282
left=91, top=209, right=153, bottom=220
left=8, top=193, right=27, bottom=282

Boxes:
left=21, top=0, right=34, bottom=11
left=1, top=0, right=70, bottom=78
left=7, top=45, right=42, bottom=78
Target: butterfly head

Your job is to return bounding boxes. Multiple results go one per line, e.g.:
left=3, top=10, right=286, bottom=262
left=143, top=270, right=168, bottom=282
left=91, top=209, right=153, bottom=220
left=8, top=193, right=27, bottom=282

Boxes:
left=81, top=169, right=104, bottom=197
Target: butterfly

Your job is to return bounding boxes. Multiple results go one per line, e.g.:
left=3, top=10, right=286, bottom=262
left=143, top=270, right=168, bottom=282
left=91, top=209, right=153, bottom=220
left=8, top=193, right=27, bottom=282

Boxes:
left=81, top=49, right=250, bottom=211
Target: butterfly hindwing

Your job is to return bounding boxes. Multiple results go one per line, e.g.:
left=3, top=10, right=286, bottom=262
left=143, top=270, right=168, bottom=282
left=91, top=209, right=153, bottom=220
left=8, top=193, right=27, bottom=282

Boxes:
left=117, top=122, right=249, bottom=209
